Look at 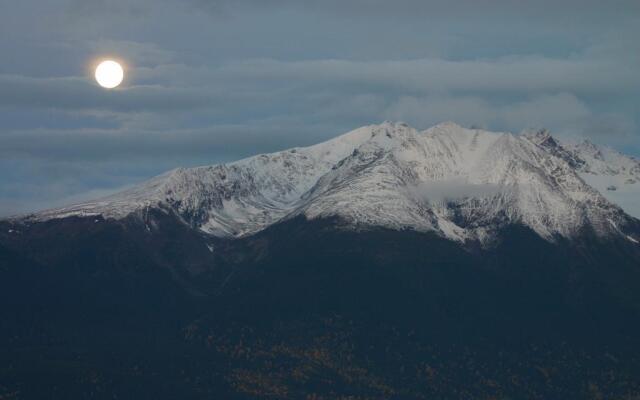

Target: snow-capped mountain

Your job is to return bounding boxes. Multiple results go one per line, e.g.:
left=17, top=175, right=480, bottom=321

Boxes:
left=19, top=122, right=640, bottom=245
left=569, top=140, right=640, bottom=220
left=523, top=128, right=640, bottom=220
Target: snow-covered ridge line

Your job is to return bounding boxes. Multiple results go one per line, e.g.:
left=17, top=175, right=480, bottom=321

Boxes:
left=13, top=121, right=640, bottom=245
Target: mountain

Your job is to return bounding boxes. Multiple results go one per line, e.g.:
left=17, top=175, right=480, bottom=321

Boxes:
left=523, top=127, right=640, bottom=219
left=15, top=121, right=640, bottom=245
left=569, top=139, right=640, bottom=220
left=2, top=122, right=640, bottom=399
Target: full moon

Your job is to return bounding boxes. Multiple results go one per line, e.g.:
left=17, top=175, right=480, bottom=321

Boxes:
left=95, top=60, right=124, bottom=89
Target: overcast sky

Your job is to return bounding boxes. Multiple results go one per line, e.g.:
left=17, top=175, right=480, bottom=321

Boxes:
left=1, top=0, right=639, bottom=216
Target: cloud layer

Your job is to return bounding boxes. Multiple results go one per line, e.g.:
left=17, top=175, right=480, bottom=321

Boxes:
left=0, top=0, right=638, bottom=216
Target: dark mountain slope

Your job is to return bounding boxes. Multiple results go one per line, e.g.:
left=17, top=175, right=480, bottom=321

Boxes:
left=2, top=213, right=640, bottom=398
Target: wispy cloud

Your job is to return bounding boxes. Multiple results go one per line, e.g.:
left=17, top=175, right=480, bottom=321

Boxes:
left=410, top=179, right=506, bottom=204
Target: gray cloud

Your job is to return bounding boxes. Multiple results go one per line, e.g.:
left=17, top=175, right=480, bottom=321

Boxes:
left=212, top=56, right=640, bottom=95
left=0, top=0, right=638, bottom=216
left=0, top=75, right=216, bottom=112
left=0, top=123, right=332, bottom=162
left=192, top=0, right=640, bottom=22
left=410, top=179, right=506, bottom=204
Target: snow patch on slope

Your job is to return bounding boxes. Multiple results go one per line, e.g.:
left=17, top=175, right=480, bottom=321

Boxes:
left=565, top=141, right=640, bottom=219
left=16, top=121, right=640, bottom=246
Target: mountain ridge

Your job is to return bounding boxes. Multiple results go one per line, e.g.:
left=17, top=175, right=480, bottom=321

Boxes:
left=2, top=123, right=640, bottom=399
left=7, top=121, right=640, bottom=246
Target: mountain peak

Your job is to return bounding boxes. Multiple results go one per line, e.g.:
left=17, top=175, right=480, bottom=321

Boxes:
left=574, top=139, right=604, bottom=158
left=431, top=121, right=464, bottom=130
left=522, top=128, right=554, bottom=145
left=14, top=122, right=640, bottom=245
left=379, top=120, right=410, bottom=128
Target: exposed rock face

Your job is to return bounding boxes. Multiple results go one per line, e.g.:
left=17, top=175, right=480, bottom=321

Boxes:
left=18, top=122, right=638, bottom=246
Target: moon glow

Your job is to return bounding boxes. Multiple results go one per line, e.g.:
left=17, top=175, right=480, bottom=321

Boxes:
left=95, top=60, right=124, bottom=89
